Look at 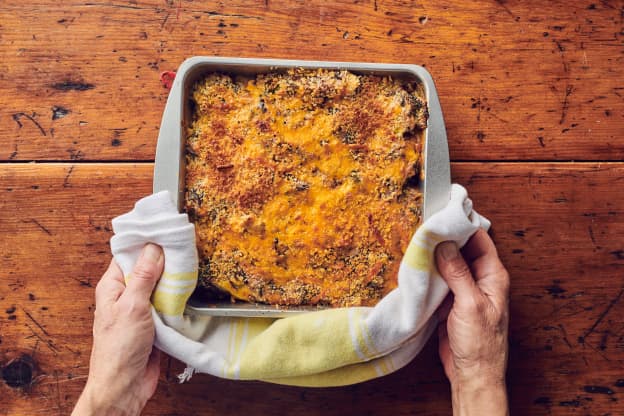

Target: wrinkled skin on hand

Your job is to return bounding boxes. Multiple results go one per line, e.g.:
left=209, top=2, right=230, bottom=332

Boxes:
left=435, top=230, right=510, bottom=416
left=72, top=244, right=164, bottom=416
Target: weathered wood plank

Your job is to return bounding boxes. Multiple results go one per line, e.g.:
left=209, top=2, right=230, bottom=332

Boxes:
left=0, top=1, right=622, bottom=161
left=1, top=163, right=623, bottom=415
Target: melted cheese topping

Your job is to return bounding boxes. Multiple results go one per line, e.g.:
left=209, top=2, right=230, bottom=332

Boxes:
left=185, top=68, right=427, bottom=307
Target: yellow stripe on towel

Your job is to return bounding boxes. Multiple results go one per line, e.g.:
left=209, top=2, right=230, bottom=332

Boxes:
left=160, top=270, right=197, bottom=282
left=403, top=239, right=435, bottom=271
left=237, top=309, right=361, bottom=380
left=152, top=291, right=192, bottom=316
left=264, top=355, right=389, bottom=387
left=151, top=270, right=198, bottom=316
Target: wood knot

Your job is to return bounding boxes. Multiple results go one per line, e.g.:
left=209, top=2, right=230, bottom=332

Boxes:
left=2, top=355, right=34, bottom=388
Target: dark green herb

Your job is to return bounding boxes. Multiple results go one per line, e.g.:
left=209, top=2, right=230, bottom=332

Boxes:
left=187, top=187, right=205, bottom=206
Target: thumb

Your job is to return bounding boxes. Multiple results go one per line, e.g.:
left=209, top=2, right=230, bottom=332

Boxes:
left=125, top=243, right=164, bottom=300
left=435, top=241, right=478, bottom=306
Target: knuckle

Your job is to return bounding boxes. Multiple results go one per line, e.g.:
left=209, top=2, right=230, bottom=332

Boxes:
left=446, top=259, right=471, bottom=280
left=132, top=263, right=156, bottom=282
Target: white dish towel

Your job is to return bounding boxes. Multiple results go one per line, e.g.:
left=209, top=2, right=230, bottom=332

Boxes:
left=110, top=184, right=489, bottom=387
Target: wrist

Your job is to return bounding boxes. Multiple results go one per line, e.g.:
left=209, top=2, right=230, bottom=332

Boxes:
left=72, top=382, right=142, bottom=416
left=451, top=376, right=509, bottom=416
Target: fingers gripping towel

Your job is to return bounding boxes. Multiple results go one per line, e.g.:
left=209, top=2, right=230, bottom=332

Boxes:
left=110, top=184, right=490, bottom=387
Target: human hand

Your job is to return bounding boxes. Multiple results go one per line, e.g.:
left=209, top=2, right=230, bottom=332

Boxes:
left=73, top=244, right=164, bottom=416
left=435, top=229, right=510, bottom=416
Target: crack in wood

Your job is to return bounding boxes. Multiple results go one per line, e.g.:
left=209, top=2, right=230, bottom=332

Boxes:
left=583, top=385, right=614, bottom=395
left=588, top=226, right=597, bottom=248
left=12, top=113, right=47, bottom=137
left=22, top=307, right=50, bottom=337
left=29, top=219, right=53, bottom=236
left=160, top=11, right=170, bottom=30
left=557, top=323, right=573, bottom=349
left=579, top=288, right=624, bottom=342
left=494, top=0, right=515, bottom=19
left=63, top=165, right=75, bottom=188
left=9, top=144, right=18, bottom=160
left=70, top=277, right=93, bottom=288
left=83, top=2, right=147, bottom=10
left=25, top=323, right=59, bottom=354
left=559, top=84, right=573, bottom=125
left=54, top=370, right=63, bottom=414
left=51, top=81, right=95, bottom=91
left=81, top=2, right=262, bottom=19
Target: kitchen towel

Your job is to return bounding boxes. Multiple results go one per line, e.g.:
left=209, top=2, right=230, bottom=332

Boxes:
left=110, top=184, right=489, bottom=387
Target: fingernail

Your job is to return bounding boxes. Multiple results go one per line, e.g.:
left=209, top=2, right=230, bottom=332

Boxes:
left=439, top=241, right=459, bottom=261
left=141, top=243, right=163, bottom=263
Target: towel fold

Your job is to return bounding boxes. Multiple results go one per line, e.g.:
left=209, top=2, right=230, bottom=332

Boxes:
left=110, top=184, right=489, bottom=387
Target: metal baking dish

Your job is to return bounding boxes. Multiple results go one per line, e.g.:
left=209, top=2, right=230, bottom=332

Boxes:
left=153, top=56, right=450, bottom=318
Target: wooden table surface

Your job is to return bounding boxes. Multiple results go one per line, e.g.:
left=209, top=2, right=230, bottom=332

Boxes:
left=1, top=1, right=623, bottom=415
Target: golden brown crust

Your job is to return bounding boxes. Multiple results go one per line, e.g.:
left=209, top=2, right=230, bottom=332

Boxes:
left=185, top=68, right=427, bottom=307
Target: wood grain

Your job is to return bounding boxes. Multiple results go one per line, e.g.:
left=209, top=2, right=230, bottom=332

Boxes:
left=2, top=1, right=623, bottom=414
left=0, top=0, right=622, bottom=162
left=1, top=163, right=623, bottom=415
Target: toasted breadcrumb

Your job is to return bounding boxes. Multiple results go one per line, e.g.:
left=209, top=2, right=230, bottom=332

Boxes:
left=185, top=68, right=427, bottom=307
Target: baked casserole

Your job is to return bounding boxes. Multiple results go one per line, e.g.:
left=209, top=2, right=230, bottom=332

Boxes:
left=185, top=68, right=427, bottom=307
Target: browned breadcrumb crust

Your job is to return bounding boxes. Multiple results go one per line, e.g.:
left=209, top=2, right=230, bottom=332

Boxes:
left=185, top=68, right=427, bottom=307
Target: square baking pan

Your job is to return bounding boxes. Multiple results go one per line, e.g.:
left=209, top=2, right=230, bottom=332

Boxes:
left=153, top=56, right=450, bottom=318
